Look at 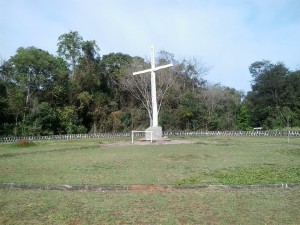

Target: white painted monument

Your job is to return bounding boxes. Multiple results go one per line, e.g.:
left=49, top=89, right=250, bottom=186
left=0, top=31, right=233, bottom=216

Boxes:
left=133, top=46, right=173, bottom=140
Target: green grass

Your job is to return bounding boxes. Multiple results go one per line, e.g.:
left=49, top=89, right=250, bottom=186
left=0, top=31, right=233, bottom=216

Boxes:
left=1, top=189, right=299, bottom=224
left=0, top=136, right=300, bottom=224
left=213, top=165, right=300, bottom=185
left=0, top=136, right=299, bottom=186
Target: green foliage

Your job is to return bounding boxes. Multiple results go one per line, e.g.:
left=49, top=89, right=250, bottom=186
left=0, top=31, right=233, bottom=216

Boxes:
left=0, top=82, right=13, bottom=135
left=247, top=61, right=300, bottom=129
left=0, top=47, right=69, bottom=136
left=175, top=91, right=205, bottom=130
left=57, top=30, right=83, bottom=73
left=21, top=102, right=60, bottom=136
left=236, top=104, right=252, bottom=131
left=1, top=31, right=300, bottom=136
left=56, top=106, right=87, bottom=134
left=160, top=109, right=180, bottom=131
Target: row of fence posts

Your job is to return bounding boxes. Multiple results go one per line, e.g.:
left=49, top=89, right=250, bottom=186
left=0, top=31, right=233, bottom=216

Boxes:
left=0, top=131, right=300, bottom=143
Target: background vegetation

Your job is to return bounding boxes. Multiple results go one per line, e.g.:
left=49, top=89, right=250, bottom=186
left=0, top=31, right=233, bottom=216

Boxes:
left=1, top=31, right=300, bottom=136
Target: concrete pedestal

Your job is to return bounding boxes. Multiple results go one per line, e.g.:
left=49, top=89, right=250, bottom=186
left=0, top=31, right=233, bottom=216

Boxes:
left=145, top=126, right=163, bottom=141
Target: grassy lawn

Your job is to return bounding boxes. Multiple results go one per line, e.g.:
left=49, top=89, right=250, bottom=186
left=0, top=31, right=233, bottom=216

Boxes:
left=1, top=188, right=299, bottom=225
left=0, top=136, right=299, bottom=186
left=0, top=136, right=300, bottom=224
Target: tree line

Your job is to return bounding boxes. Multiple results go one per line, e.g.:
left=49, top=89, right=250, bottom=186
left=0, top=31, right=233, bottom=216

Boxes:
left=0, top=31, right=299, bottom=136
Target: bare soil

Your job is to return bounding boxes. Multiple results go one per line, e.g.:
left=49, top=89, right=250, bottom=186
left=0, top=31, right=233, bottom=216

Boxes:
left=100, top=139, right=195, bottom=147
left=129, top=184, right=174, bottom=192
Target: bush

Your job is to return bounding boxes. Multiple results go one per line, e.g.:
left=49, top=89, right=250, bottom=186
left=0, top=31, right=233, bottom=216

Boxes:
left=17, top=139, right=35, bottom=148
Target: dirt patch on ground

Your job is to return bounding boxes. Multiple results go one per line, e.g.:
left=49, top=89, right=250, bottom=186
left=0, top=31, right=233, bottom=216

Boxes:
left=100, top=139, right=195, bottom=148
left=129, top=184, right=174, bottom=192
left=1, top=183, right=299, bottom=192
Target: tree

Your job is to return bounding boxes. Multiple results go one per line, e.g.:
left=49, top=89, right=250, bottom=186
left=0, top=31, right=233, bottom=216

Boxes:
left=88, top=93, right=111, bottom=133
left=100, top=52, right=132, bottom=101
left=120, top=54, right=176, bottom=126
left=73, top=41, right=101, bottom=96
left=120, top=51, right=208, bottom=128
left=56, top=106, right=87, bottom=134
left=236, top=103, right=251, bottom=131
left=245, top=61, right=300, bottom=129
left=57, top=31, right=83, bottom=78
left=0, top=81, right=14, bottom=135
left=8, top=47, right=69, bottom=108
left=176, top=91, right=204, bottom=130
left=0, top=59, right=24, bottom=135
left=77, top=40, right=101, bottom=91
left=22, top=102, right=60, bottom=136
left=2, top=47, right=69, bottom=135
left=0, top=59, right=13, bottom=135
left=199, top=84, right=242, bottom=130
left=175, top=57, right=209, bottom=92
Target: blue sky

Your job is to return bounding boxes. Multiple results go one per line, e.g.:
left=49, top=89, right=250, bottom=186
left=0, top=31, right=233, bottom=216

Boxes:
left=1, top=0, right=300, bottom=92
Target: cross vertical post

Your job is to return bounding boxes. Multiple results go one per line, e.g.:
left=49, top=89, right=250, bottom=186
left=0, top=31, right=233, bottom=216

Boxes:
left=132, top=46, right=173, bottom=140
left=150, top=46, right=158, bottom=127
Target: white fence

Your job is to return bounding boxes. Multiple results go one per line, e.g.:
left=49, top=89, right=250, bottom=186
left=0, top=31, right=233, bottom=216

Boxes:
left=0, top=130, right=300, bottom=143
left=163, top=130, right=300, bottom=137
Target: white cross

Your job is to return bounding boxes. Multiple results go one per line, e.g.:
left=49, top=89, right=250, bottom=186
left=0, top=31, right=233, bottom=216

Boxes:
left=133, top=46, right=173, bottom=127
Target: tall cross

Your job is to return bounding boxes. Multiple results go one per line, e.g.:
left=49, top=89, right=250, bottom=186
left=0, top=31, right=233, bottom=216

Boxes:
left=133, top=46, right=173, bottom=127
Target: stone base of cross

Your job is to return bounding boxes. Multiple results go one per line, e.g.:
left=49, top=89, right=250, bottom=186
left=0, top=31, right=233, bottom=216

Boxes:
left=145, top=126, right=163, bottom=141
left=133, top=46, right=173, bottom=141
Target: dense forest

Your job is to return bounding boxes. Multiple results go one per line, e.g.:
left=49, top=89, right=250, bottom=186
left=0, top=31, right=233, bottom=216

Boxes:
left=1, top=31, right=299, bottom=136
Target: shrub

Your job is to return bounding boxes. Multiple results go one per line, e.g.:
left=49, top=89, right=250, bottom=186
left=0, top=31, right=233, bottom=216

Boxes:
left=18, top=139, right=30, bottom=147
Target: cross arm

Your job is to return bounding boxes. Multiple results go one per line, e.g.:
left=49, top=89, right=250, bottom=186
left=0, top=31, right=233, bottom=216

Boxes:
left=153, top=63, right=173, bottom=72
left=133, top=68, right=153, bottom=76
left=132, top=63, right=173, bottom=76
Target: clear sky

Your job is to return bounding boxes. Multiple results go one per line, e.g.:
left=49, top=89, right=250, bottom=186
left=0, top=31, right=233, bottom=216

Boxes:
left=1, top=0, right=300, bottom=92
